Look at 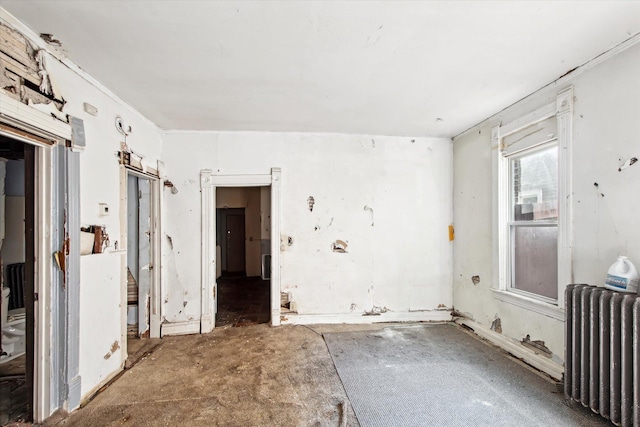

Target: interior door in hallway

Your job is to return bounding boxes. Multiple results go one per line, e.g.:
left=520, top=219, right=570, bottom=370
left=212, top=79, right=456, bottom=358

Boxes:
left=226, top=213, right=245, bottom=273
left=137, top=178, right=152, bottom=336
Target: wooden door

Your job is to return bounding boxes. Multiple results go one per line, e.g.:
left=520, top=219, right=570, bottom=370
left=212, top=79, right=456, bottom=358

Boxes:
left=225, top=214, right=245, bottom=273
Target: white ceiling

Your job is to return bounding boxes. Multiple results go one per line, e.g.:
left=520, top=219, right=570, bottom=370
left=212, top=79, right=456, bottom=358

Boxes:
left=2, top=1, right=640, bottom=137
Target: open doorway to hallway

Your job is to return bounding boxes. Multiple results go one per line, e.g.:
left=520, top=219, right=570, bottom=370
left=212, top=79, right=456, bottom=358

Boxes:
left=124, top=166, right=162, bottom=367
left=126, top=173, right=153, bottom=339
left=215, top=187, right=271, bottom=327
left=0, top=136, right=35, bottom=424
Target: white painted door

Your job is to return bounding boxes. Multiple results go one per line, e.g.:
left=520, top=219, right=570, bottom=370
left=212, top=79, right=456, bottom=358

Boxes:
left=137, top=178, right=152, bottom=337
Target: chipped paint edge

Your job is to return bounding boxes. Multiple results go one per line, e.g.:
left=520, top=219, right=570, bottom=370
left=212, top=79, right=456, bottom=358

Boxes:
left=454, top=317, right=563, bottom=380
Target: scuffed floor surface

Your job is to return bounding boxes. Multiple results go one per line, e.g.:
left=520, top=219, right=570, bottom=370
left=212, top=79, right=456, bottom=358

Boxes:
left=52, top=324, right=358, bottom=427
left=0, top=354, right=28, bottom=425
left=48, top=323, right=607, bottom=427
left=323, top=324, right=608, bottom=427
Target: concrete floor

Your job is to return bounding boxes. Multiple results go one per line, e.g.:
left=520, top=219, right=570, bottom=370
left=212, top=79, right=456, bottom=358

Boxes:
left=51, top=324, right=358, bottom=427
left=43, top=322, right=598, bottom=427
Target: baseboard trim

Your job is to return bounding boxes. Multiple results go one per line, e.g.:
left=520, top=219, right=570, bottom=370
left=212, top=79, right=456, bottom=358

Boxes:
left=280, top=310, right=452, bottom=325
left=454, top=317, right=563, bottom=380
left=161, top=320, right=201, bottom=336
left=200, top=315, right=214, bottom=334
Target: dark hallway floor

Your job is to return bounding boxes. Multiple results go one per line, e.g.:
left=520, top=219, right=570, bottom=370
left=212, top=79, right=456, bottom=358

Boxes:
left=216, top=275, right=270, bottom=327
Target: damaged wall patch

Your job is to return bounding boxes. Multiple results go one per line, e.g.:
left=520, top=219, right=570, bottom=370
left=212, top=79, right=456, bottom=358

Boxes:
left=332, top=239, right=348, bottom=253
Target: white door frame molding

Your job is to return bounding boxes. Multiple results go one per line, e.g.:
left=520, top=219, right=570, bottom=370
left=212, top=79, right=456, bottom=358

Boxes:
left=200, top=168, right=282, bottom=333
left=0, top=94, right=74, bottom=422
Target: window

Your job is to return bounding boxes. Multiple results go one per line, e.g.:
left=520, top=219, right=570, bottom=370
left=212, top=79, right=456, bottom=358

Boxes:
left=509, top=143, right=558, bottom=301
left=493, top=88, right=573, bottom=318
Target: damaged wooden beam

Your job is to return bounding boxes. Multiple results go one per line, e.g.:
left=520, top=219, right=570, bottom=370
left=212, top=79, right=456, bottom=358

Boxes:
left=0, top=23, right=65, bottom=110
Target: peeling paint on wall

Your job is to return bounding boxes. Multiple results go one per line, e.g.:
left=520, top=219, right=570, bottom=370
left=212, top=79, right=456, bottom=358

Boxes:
left=331, top=239, right=348, bottom=253
left=363, top=305, right=389, bottom=316
left=618, top=157, right=637, bottom=172
left=363, top=205, right=374, bottom=226
left=490, top=316, right=502, bottom=334
left=471, top=275, right=480, bottom=285
left=521, top=334, right=551, bottom=358
left=103, top=340, right=120, bottom=360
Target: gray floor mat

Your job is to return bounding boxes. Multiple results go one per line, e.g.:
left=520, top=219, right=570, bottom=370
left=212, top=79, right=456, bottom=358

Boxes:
left=323, top=324, right=609, bottom=427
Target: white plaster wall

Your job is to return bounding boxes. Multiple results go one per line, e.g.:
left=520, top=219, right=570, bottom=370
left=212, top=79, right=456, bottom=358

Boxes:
left=161, top=132, right=452, bottom=322
left=453, top=41, right=640, bottom=363
left=43, top=55, right=162, bottom=397
left=79, top=253, right=122, bottom=394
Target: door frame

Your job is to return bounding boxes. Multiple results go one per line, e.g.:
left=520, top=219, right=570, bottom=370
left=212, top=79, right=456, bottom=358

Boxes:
left=120, top=167, right=162, bottom=350
left=0, top=91, right=76, bottom=422
left=200, top=168, right=281, bottom=332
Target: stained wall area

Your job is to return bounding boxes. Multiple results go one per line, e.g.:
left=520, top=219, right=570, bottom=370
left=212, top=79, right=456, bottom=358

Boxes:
left=453, top=41, right=640, bottom=364
left=160, top=132, right=453, bottom=325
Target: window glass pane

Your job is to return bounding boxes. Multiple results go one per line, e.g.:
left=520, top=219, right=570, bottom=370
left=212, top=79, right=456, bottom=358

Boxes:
left=512, top=225, right=558, bottom=299
left=511, top=146, right=558, bottom=221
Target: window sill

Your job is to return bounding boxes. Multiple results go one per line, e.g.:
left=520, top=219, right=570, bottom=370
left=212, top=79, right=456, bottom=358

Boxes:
left=491, top=289, right=565, bottom=321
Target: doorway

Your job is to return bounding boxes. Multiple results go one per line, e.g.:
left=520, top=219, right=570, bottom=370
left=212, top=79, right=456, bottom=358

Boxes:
left=215, top=187, right=270, bottom=327
left=125, top=172, right=155, bottom=340
left=0, top=136, right=35, bottom=424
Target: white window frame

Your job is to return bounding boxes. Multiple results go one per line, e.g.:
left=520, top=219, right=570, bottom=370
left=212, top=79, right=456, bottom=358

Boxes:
left=492, top=87, right=573, bottom=321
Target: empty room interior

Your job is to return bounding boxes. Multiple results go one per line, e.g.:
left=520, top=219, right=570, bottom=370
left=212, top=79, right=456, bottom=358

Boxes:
left=1, top=1, right=640, bottom=426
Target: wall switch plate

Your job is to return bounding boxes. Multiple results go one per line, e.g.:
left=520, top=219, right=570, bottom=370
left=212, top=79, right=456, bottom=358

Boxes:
left=98, top=203, right=109, bottom=217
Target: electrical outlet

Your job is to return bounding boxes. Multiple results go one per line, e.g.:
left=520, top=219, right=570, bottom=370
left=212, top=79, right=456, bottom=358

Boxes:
left=98, top=203, right=109, bottom=217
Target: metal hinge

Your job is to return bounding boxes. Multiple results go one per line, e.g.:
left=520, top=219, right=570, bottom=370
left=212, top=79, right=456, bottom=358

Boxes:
left=213, top=287, right=216, bottom=299
left=34, top=292, right=39, bottom=301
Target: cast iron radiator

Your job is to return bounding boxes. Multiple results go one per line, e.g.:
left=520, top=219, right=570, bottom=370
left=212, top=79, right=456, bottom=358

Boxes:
left=6, top=262, right=25, bottom=310
left=564, top=284, right=640, bottom=426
